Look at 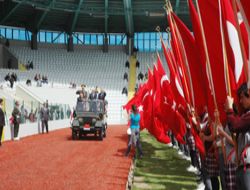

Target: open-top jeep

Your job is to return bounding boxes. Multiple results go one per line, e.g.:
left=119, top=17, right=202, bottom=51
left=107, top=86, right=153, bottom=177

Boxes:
left=71, top=100, right=107, bottom=140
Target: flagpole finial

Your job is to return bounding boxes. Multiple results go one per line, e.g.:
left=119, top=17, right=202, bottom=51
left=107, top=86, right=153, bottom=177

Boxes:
left=163, top=0, right=171, bottom=14
left=166, top=27, right=171, bottom=33
left=163, top=4, right=168, bottom=11
left=155, top=26, right=161, bottom=32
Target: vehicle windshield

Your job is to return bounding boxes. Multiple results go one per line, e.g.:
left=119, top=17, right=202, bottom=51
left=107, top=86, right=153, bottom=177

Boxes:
left=76, top=100, right=104, bottom=113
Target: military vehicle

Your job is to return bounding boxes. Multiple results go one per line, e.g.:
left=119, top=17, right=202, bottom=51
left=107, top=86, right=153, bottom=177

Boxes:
left=71, top=100, right=107, bottom=140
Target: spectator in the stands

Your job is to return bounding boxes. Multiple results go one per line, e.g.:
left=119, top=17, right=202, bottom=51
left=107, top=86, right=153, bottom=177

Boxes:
left=138, top=72, right=144, bottom=81
left=26, top=79, right=31, bottom=86
left=124, top=72, right=128, bottom=81
left=69, top=82, right=76, bottom=88
left=9, top=76, right=14, bottom=88
left=135, top=83, right=139, bottom=93
left=29, top=61, right=33, bottom=69
left=145, top=72, right=148, bottom=80
left=11, top=73, right=17, bottom=82
left=44, top=76, right=48, bottom=83
left=136, top=60, right=140, bottom=68
left=34, top=74, right=38, bottom=81
left=122, top=87, right=128, bottom=96
left=5, top=73, right=16, bottom=88
left=4, top=73, right=10, bottom=81
left=125, top=60, right=130, bottom=68
left=42, top=75, right=45, bottom=83
left=26, top=61, right=33, bottom=70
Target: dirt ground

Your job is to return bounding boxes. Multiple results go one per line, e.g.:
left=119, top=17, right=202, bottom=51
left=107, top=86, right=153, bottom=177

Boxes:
left=0, top=126, right=132, bottom=190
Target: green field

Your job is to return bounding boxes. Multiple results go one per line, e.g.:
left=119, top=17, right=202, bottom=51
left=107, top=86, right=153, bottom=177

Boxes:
left=132, top=131, right=198, bottom=190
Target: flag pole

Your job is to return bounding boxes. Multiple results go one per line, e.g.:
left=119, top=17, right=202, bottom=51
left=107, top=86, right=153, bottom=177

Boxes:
left=157, top=26, right=182, bottom=92
left=194, top=0, right=222, bottom=158
left=231, top=0, right=249, bottom=87
left=165, top=1, right=191, bottom=106
left=194, top=0, right=219, bottom=115
left=218, top=0, right=232, bottom=97
left=169, top=10, right=195, bottom=109
left=236, top=0, right=250, bottom=67
left=218, top=0, right=232, bottom=164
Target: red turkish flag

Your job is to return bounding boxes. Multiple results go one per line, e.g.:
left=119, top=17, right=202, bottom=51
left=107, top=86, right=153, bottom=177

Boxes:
left=172, top=13, right=207, bottom=115
left=154, top=53, right=186, bottom=143
left=221, top=0, right=246, bottom=90
left=168, top=13, right=191, bottom=105
left=198, top=0, right=228, bottom=123
left=188, top=0, right=228, bottom=123
left=161, top=38, right=187, bottom=109
left=153, top=117, right=171, bottom=144
left=141, top=69, right=154, bottom=132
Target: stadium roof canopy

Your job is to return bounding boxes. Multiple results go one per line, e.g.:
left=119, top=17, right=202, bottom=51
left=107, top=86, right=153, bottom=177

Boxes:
left=0, top=0, right=191, bottom=35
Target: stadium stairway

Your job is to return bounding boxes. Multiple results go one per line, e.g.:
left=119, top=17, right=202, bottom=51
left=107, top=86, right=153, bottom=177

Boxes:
left=128, top=56, right=137, bottom=100
left=18, top=63, right=27, bottom=71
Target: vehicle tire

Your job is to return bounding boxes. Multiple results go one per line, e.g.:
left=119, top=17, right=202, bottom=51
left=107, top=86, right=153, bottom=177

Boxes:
left=72, top=130, right=77, bottom=140
left=99, top=129, right=103, bottom=141
left=79, top=130, right=82, bottom=140
left=103, top=128, right=106, bottom=138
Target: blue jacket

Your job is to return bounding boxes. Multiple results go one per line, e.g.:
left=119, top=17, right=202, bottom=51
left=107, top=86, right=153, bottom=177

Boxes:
left=130, top=113, right=140, bottom=130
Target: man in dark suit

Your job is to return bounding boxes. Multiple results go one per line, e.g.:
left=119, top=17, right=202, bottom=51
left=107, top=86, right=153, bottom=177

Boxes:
left=12, top=101, right=21, bottom=140
left=40, top=102, right=49, bottom=134
left=89, top=89, right=98, bottom=112
left=98, top=89, right=106, bottom=101
left=89, top=89, right=98, bottom=100
left=0, top=98, right=5, bottom=146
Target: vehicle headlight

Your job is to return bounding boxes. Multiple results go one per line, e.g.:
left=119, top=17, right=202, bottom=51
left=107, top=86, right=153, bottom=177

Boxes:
left=78, top=118, right=83, bottom=123
left=72, top=119, right=79, bottom=126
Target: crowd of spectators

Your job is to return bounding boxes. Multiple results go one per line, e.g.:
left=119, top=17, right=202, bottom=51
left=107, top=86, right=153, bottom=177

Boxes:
left=34, top=74, right=48, bottom=87
left=69, top=82, right=77, bottom=89
left=25, top=60, right=34, bottom=70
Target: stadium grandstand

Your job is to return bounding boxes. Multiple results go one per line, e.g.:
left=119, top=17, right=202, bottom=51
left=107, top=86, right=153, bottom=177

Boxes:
left=0, top=0, right=191, bottom=127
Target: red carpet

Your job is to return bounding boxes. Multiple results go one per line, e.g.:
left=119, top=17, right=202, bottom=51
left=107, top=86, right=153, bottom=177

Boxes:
left=0, top=125, right=131, bottom=190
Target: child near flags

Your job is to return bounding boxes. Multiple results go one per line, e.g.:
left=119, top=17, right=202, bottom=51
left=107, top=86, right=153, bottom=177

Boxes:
left=125, top=105, right=143, bottom=158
